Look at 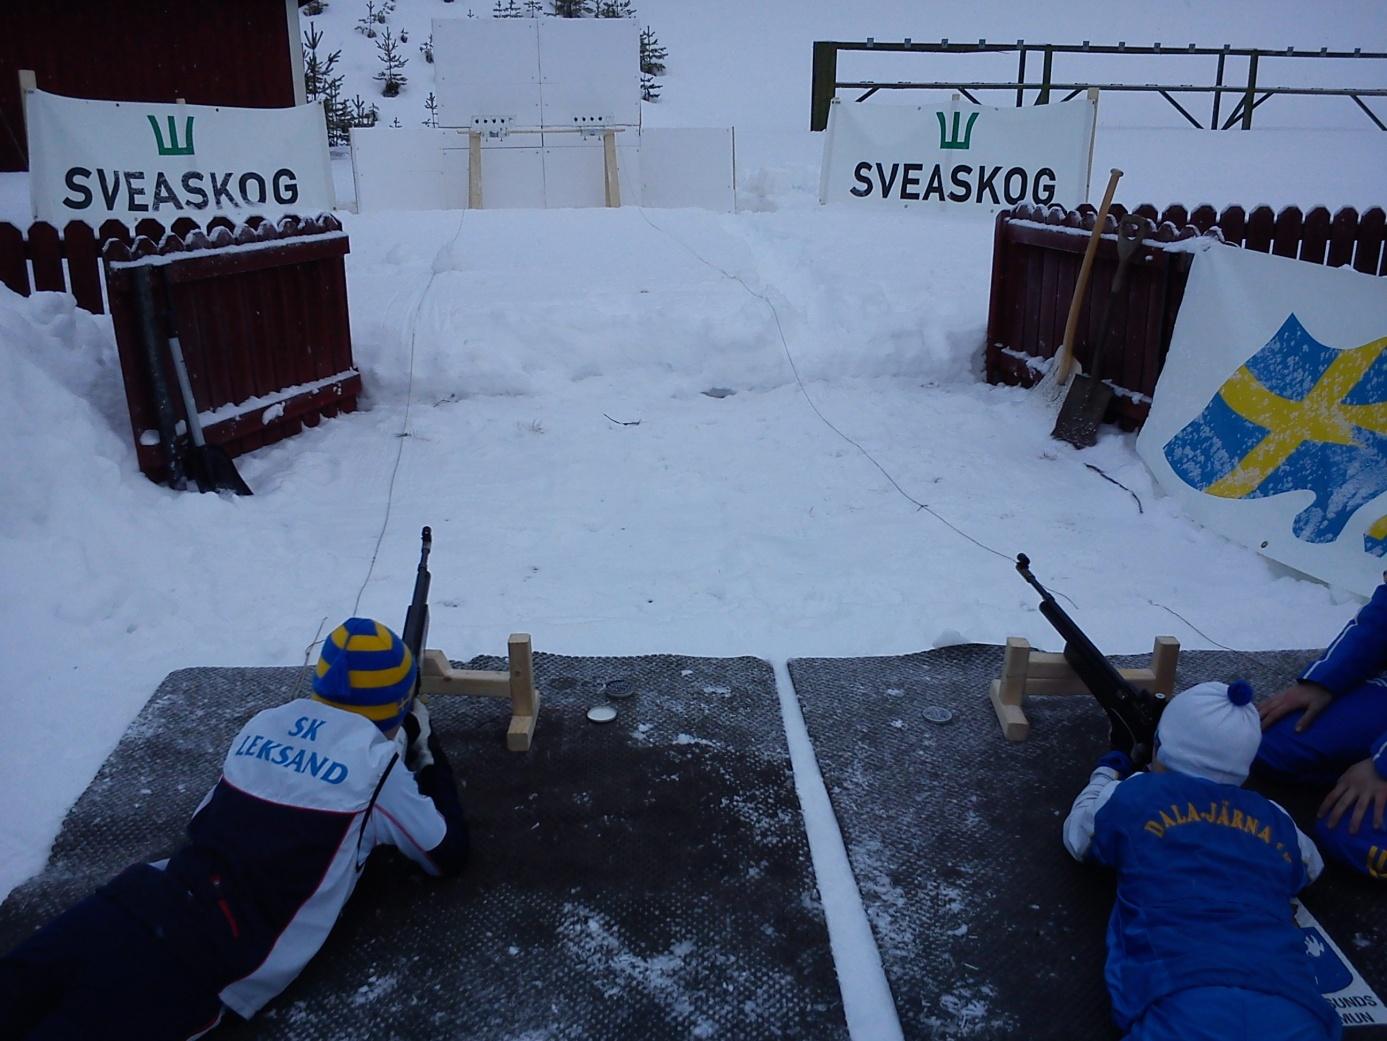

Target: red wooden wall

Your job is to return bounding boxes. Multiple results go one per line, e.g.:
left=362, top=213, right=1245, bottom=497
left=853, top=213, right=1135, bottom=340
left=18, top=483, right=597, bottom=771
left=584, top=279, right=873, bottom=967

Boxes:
left=985, top=202, right=1387, bottom=430
left=0, top=0, right=302, bottom=172
left=102, top=215, right=360, bottom=483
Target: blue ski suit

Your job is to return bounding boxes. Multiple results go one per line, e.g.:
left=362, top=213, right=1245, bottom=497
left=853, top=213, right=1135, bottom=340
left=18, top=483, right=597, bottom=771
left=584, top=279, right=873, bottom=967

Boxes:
left=1256, top=580, right=1387, bottom=879
left=1065, top=762, right=1340, bottom=1041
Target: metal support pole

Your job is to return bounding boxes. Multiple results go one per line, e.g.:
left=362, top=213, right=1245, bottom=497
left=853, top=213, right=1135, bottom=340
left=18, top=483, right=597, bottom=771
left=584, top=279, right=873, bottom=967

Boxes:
left=811, top=41, right=839, bottom=130
left=1016, top=46, right=1027, bottom=107
left=1351, top=94, right=1387, bottom=131
left=1212, top=49, right=1226, bottom=129
left=1241, top=52, right=1259, bottom=129
left=1039, top=46, right=1053, bottom=105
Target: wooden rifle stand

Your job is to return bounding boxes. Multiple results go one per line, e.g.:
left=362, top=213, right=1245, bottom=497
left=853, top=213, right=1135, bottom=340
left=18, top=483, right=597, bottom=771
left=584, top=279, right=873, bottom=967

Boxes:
left=418, top=633, right=539, bottom=751
left=990, top=636, right=1180, bottom=742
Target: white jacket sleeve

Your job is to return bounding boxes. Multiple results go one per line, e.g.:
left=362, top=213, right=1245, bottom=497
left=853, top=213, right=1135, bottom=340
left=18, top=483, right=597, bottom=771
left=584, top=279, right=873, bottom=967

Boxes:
left=1063, top=767, right=1124, bottom=862
left=1269, top=799, right=1325, bottom=884
left=366, top=754, right=451, bottom=876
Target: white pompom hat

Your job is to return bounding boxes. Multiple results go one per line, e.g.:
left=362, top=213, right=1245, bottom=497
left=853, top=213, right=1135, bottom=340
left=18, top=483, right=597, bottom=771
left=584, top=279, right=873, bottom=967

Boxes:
left=1155, top=680, right=1260, bottom=785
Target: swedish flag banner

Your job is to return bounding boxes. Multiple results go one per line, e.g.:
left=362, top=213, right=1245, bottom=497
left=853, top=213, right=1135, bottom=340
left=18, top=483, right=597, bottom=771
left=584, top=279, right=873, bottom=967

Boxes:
left=1136, top=245, right=1387, bottom=598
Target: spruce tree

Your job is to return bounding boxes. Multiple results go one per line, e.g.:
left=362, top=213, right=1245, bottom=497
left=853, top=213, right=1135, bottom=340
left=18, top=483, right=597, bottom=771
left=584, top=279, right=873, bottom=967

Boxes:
left=374, top=26, right=409, bottom=96
left=302, top=23, right=342, bottom=102
left=423, top=92, right=440, bottom=127
left=356, top=0, right=379, bottom=37
left=550, top=0, right=589, bottom=16
left=419, top=32, right=434, bottom=63
left=640, top=25, right=667, bottom=77
left=493, top=0, right=522, bottom=15
left=523, top=0, right=542, bottom=13
left=349, top=94, right=380, bottom=129
left=303, top=24, right=348, bottom=143
left=594, top=0, right=633, bottom=15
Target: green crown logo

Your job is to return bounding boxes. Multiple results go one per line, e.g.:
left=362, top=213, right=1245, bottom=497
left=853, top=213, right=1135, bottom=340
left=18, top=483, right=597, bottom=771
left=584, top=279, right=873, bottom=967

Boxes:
left=148, top=114, right=195, bottom=157
left=936, top=111, right=978, bottom=150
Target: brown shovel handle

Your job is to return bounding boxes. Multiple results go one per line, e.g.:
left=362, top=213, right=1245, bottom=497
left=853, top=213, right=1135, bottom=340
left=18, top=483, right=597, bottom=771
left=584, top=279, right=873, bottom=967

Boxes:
left=1055, top=168, right=1122, bottom=383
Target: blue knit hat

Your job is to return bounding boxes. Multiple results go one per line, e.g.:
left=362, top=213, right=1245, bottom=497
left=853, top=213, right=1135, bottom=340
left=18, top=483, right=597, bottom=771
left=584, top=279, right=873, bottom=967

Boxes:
left=311, top=618, right=416, bottom=733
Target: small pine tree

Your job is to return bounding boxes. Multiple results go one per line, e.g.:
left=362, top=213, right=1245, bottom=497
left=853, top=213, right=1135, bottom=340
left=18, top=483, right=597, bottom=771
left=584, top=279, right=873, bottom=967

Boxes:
left=419, top=32, right=434, bottom=63
left=356, top=0, right=379, bottom=37
left=523, top=0, right=542, bottom=13
left=323, top=77, right=350, bottom=145
left=390, top=116, right=403, bottom=128
left=493, top=0, right=522, bottom=14
left=594, top=0, right=632, bottom=15
left=423, top=92, right=440, bottom=127
left=302, top=23, right=342, bottom=101
left=303, top=24, right=348, bottom=142
left=374, top=26, right=409, bottom=97
left=349, top=94, right=380, bottom=129
left=550, top=0, right=589, bottom=15
left=640, top=72, right=661, bottom=102
left=639, top=25, right=666, bottom=77
left=302, top=0, right=328, bottom=15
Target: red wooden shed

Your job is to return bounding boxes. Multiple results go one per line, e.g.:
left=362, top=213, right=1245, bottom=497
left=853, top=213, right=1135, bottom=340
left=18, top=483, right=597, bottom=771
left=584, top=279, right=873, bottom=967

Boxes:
left=0, top=0, right=310, bottom=172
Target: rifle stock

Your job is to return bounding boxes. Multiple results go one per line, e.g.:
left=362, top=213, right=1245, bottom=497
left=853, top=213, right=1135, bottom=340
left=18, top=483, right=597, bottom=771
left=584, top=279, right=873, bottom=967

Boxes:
left=402, top=526, right=432, bottom=703
left=1015, top=554, right=1166, bottom=763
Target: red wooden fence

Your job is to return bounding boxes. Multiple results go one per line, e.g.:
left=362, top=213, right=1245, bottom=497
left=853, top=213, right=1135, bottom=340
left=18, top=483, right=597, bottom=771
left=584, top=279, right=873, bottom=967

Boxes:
left=0, top=214, right=309, bottom=315
left=102, top=215, right=360, bottom=484
left=985, top=202, right=1387, bottom=430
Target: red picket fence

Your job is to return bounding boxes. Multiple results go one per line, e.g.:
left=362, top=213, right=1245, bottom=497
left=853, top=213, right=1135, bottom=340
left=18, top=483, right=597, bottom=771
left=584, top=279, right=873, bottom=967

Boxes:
left=102, top=214, right=361, bottom=484
left=985, top=202, right=1387, bottom=430
left=0, top=214, right=306, bottom=315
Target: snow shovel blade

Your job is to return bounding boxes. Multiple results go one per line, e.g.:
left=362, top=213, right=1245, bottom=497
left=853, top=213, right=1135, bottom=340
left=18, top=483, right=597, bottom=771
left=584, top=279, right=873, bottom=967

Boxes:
left=1051, top=372, right=1114, bottom=448
left=187, top=441, right=254, bottom=496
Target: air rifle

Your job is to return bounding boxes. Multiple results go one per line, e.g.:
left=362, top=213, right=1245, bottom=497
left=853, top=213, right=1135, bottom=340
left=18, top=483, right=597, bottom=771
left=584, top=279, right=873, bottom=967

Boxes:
left=1015, top=553, right=1167, bottom=766
left=402, top=526, right=432, bottom=707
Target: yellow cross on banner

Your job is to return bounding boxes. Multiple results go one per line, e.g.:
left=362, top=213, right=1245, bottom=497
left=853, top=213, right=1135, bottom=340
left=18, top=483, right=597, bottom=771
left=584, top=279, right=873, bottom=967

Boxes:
left=1207, top=335, right=1387, bottom=499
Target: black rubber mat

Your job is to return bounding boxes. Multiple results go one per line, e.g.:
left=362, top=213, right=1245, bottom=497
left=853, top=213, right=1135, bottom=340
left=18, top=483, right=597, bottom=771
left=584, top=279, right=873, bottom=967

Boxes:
left=0, top=655, right=846, bottom=1041
left=789, top=645, right=1387, bottom=1041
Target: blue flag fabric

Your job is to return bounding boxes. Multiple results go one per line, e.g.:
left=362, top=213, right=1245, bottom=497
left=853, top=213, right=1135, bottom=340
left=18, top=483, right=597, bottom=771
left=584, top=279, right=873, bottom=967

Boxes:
left=1162, top=314, right=1387, bottom=557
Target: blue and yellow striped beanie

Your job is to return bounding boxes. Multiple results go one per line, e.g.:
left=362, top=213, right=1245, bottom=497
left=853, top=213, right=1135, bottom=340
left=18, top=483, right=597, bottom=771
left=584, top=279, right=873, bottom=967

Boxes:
left=311, top=618, right=416, bottom=733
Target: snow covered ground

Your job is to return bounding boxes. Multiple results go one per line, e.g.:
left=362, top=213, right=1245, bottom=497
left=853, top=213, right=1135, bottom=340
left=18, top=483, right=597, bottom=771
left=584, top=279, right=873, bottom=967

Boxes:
left=1, top=1, right=1385, bottom=1035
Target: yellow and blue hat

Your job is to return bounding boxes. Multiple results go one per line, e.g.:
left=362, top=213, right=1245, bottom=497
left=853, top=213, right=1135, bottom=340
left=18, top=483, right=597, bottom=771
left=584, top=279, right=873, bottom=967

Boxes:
left=311, top=618, right=415, bottom=733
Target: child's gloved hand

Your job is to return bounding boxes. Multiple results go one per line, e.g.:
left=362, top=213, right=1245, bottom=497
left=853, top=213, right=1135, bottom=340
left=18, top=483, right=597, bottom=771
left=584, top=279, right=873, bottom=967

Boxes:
left=1097, top=749, right=1134, bottom=779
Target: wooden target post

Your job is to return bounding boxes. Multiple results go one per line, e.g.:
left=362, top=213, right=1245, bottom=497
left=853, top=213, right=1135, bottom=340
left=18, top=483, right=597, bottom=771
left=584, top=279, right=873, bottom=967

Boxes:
left=990, top=635, right=1180, bottom=741
left=418, top=633, right=539, bottom=751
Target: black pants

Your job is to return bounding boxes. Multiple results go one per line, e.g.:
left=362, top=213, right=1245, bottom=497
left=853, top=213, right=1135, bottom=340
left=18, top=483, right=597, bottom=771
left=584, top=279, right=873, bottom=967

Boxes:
left=0, top=865, right=231, bottom=1041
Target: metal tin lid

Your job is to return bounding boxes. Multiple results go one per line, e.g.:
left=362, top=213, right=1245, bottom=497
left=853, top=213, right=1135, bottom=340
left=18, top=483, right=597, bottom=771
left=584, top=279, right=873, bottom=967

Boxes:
left=922, top=705, right=954, bottom=724
left=587, top=704, right=618, bottom=724
left=603, top=678, right=635, bottom=700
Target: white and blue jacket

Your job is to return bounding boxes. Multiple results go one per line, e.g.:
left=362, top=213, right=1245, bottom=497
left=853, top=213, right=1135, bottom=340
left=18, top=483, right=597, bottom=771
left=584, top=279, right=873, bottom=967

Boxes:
left=164, top=699, right=468, bottom=1020
left=1064, top=766, right=1336, bottom=1036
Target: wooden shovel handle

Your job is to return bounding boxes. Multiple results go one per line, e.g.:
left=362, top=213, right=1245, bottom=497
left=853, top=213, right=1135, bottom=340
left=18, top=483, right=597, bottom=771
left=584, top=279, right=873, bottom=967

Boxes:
left=1055, top=168, right=1122, bottom=384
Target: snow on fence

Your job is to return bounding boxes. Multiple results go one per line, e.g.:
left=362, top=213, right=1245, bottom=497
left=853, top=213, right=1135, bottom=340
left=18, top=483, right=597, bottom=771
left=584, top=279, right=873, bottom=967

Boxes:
left=0, top=213, right=343, bottom=316
left=100, top=214, right=359, bottom=484
left=985, top=201, right=1387, bottom=430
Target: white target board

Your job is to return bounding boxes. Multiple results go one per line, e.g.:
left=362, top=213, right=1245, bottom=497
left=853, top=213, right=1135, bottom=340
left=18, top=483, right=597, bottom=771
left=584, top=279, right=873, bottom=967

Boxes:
left=433, top=17, right=639, bottom=129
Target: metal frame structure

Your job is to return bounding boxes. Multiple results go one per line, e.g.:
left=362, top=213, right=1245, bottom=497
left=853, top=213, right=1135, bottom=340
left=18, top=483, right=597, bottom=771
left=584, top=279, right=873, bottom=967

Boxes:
left=810, top=39, right=1387, bottom=132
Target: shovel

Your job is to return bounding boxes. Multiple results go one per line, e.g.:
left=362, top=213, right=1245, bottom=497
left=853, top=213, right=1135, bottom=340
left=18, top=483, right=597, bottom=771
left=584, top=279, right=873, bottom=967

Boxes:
left=162, top=281, right=254, bottom=496
left=1052, top=214, right=1147, bottom=449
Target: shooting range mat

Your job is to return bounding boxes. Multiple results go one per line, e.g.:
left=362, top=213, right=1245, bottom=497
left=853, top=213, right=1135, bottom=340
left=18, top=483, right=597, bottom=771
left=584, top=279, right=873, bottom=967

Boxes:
left=788, top=645, right=1387, bottom=1041
left=0, top=655, right=846, bottom=1041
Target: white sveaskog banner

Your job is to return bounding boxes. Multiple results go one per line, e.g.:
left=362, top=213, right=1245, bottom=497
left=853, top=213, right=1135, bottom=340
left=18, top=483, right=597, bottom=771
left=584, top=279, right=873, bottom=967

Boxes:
left=1136, top=244, right=1387, bottom=598
left=26, top=89, right=333, bottom=225
left=819, top=95, right=1096, bottom=212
